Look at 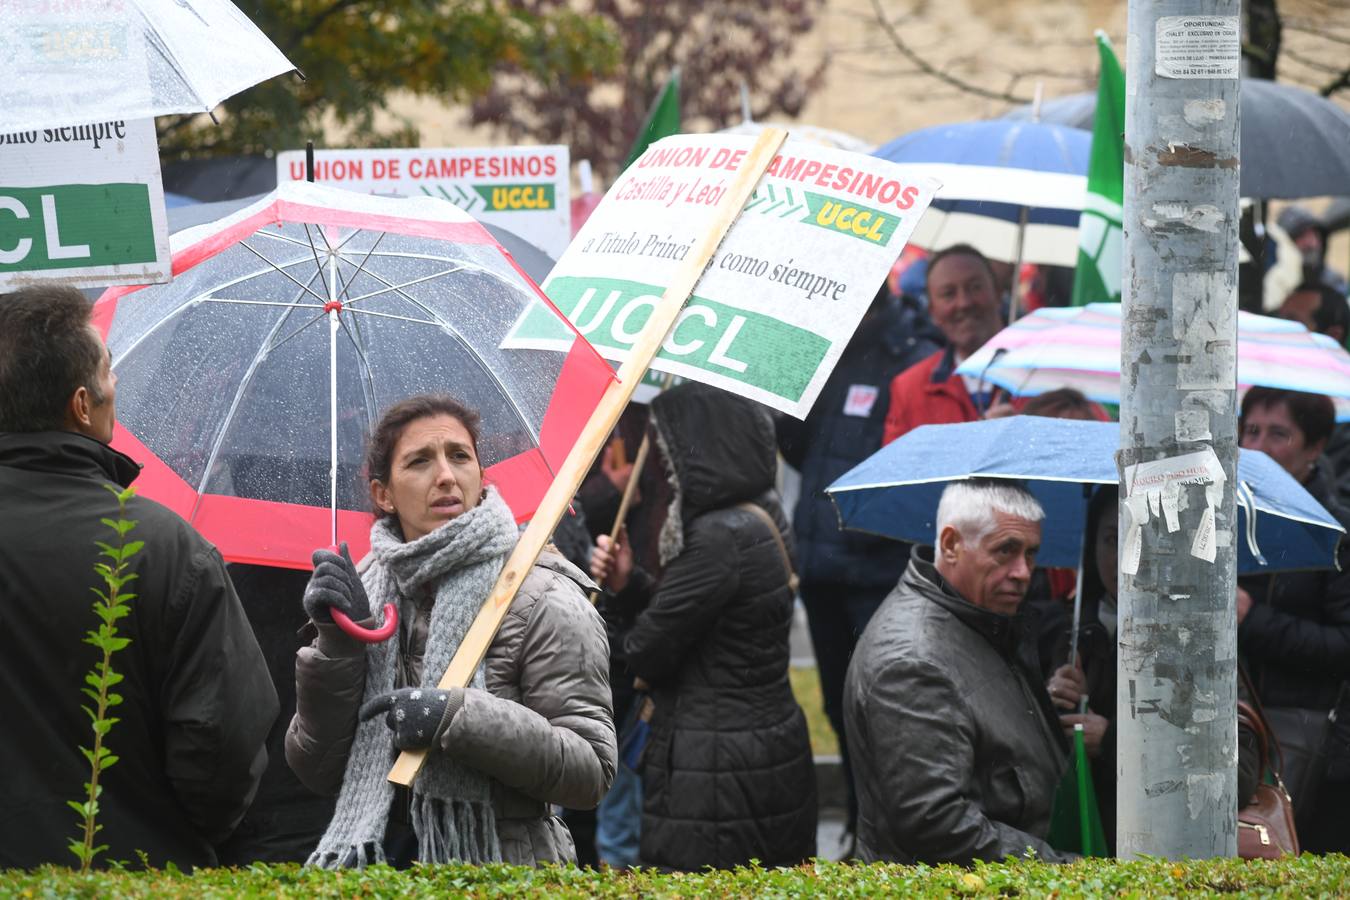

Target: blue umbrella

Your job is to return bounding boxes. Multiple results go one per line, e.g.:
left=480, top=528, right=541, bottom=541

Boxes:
left=873, top=120, right=1092, bottom=270
left=875, top=119, right=1090, bottom=176
left=826, top=416, right=1343, bottom=573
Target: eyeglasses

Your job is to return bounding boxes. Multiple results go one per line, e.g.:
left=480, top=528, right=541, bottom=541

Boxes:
left=1240, top=423, right=1299, bottom=448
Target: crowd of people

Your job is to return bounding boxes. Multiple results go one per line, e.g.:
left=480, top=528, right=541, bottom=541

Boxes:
left=2, top=228, right=1349, bottom=871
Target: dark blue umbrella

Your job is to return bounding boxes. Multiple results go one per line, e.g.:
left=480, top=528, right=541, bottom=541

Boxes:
left=826, top=416, right=1343, bottom=573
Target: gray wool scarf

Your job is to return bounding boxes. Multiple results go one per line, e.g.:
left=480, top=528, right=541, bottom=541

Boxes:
left=307, top=487, right=518, bottom=868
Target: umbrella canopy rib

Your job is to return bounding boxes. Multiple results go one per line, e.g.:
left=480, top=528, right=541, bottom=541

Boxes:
left=189, top=267, right=326, bottom=516
left=345, top=308, right=439, bottom=327
left=265, top=310, right=330, bottom=357
left=336, top=314, right=381, bottom=435
left=335, top=232, right=387, bottom=307
left=353, top=265, right=544, bottom=451
left=235, top=240, right=329, bottom=304
left=255, top=226, right=364, bottom=258
left=111, top=254, right=319, bottom=363
left=202, top=298, right=325, bottom=309
left=339, top=266, right=469, bottom=309
left=144, top=28, right=208, bottom=115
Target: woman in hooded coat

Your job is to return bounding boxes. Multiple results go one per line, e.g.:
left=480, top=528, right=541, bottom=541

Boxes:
left=591, top=382, right=817, bottom=871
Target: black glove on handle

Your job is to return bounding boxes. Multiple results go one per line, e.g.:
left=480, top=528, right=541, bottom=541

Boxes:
left=303, top=542, right=372, bottom=624
left=359, top=686, right=465, bottom=751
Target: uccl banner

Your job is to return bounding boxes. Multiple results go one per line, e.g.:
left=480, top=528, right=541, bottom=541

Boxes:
left=503, top=134, right=938, bottom=418
left=0, top=118, right=171, bottom=290
left=277, top=146, right=570, bottom=258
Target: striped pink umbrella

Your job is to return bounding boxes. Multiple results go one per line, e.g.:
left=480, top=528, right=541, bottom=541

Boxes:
left=957, top=303, right=1350, bottom=420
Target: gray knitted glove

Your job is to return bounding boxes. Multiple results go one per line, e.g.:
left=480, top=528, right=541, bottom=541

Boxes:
left=303, top=542, right=371, bottom=624
left=359, top=686, right=465, bottom=751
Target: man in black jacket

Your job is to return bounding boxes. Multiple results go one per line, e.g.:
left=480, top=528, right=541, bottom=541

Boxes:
left=845, top=480, right=1070, bottom=865
left=0, top=286, right=277, bottom=869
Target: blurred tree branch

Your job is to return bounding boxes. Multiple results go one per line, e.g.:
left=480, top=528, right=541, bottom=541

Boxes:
left=157, top=1, right=618, bottom=158
left=467, top=1, right=828, bottom=179
left=867, top=0, right=1033, bottom=105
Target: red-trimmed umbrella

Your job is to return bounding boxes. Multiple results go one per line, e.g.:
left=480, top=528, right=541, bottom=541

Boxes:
left=94, top=182, right=613, bottom=570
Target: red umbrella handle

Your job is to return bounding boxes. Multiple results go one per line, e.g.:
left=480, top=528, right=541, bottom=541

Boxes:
left=321, top=543, right=397, bottom=643
left=331, top=604, right=398, bottom=643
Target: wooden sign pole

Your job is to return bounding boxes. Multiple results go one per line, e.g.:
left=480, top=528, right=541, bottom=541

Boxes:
left=587, top=428, right=651, bottom=605
left=587, top=368, right=673, bottom=604
left=388, top=128, right=787, bottom=785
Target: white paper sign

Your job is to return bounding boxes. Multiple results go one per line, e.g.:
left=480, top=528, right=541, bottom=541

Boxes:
left=1123, top=447, right=1228, bottom=565
left=502, top=135, right=938, bottom=418
left=276, top=146, right=571, bottom=258
left=0, top=118, right=171, bottom=290
left=1156, top=16, right=1241, bottom=80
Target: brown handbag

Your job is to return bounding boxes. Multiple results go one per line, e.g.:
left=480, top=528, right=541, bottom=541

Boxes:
left=1237, top=668, right=1299, bottom=858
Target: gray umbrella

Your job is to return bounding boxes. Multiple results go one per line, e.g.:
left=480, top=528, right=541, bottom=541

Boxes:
left=1007, top=79, right=1350, bottom=199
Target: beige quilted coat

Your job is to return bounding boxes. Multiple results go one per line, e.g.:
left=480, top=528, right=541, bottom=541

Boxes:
left=285, top=548, right=616, bottom=865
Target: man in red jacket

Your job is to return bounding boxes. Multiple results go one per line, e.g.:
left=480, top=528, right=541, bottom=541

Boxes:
left=882, top=244, right=1008, bottom=445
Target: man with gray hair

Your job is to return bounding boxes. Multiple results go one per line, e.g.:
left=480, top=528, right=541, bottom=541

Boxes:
left=844, top=479, right=1071, bottom=864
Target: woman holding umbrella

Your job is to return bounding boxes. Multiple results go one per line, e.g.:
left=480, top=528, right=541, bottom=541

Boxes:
left=1046, top=485, right=1267, bottom=855
left=285, top=394, right=616, bottom=868
left=1236, top=387, right=1350, bottom=853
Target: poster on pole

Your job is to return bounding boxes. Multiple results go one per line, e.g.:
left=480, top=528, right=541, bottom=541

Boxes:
left=0, top=118, right=171, bottom=291
left=276, top=146, right=571, bottom=258
left=502, top=134, right=938, bottom=418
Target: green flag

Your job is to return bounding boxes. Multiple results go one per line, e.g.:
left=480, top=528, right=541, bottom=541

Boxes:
left=1048, top=725, right=1111, bottom=857
left=1071, top=32, right=1126, bottom=306
left=622, top=69, right=681, bottom=171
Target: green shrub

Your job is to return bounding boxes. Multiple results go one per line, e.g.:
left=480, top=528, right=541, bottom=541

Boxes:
left=2, top=856, right=1348, bottom=898
left=68, top=485, right=143, bottom=873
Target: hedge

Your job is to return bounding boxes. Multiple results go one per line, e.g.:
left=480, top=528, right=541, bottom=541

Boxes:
left=3, top=856, right=1349, bottom=898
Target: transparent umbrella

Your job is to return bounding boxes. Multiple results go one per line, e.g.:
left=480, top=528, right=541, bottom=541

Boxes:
left=93, top=182, right=613, bottom=570
left=1, top=0, right=295, bottom=133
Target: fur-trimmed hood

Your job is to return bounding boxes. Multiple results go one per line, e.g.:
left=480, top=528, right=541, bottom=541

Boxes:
left=649, top=383, right=777, bottom=564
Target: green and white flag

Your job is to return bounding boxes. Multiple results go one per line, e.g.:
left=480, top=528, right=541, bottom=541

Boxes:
left=1071, top=32, right=1126, bottom=306
left=622, top=69, right=681, bottom=172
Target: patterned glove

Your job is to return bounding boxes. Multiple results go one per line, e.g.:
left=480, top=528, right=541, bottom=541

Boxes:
left=359, top=686, right=465, bottom=751
left=303, top=542, right=371, bottom=624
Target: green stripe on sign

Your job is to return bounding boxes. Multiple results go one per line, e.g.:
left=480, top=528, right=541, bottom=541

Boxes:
left=473, top=183, right=556, bottom=211
left=0, top=183, right=157, bottom=271
left=522, top=276, right=829, bottom=403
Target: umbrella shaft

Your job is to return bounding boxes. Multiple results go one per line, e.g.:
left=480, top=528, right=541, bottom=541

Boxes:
left=329, top=308, right=339, bottom=548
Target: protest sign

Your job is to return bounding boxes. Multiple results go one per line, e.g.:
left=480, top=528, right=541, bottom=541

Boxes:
left=276, top=146, right=571, bottom=258
left=0, top=118, right=171, bottom=290
left=502, top=134, right=938, bottom=418
left=387, top=128, right=789, bottom=786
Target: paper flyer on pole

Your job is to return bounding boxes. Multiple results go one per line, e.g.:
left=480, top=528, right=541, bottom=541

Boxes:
left=277, top=146, right=571, bottom=258
left=502, top=134, right=938, bottom=419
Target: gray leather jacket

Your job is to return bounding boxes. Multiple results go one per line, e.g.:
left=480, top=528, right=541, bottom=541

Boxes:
left=285, top=548, right=615, bottom=865
left=845, top=549, right=1071, bottom=865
